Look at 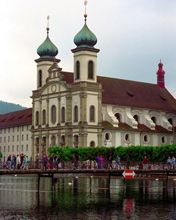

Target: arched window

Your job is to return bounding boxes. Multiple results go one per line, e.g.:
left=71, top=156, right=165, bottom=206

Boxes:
left=105, top=133, right=111, bottom=141
left=38, top=70, right=42, bottom=87
left=162, top=136, right=165, bottom=144
left=90, top=105, right=95, bottom=122
left=125, top=134, right=129, bottom=141
left=75, top=61, right=80, bottom=80
left=51, top=135, right=56, bottom=146
left=42, top=109, right=46, bottom=125
left=90, top=141, right=95, bottom=147
left=74, top=135, right=79, bottom=147
left=115, top=113, right=121, bottom=122
left=88, top=60, right=94, bottom=79
left=35, top=111, right=39, bottom=126
left=61, top=135, right=65, bottom=146
left=51, top=105, right=56, bottom=124
left=151, top=116, right=156, bottom=124
left=61, top=107, right=65, bottom=123
left=168, top=118, right=173, bottom=125
left=144, top=135, right=148, bottom=142
left=133, top=115, right=139, bottom=122
left=74, top=106, right=78, bottom=122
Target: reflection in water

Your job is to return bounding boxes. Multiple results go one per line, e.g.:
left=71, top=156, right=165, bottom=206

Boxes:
left=0, top=175, right=176, bottom=219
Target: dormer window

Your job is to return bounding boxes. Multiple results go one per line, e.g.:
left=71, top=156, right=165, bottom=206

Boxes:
left=115, top=113, right=121, bottom=122
left=168, top=118, right=173, bottom=125
left=151, top=116, right=156, bottom=124
left=133, top=115, right=139, bottom=123
left=75, top=61, right=80, bottom=80
left=88, top=60, right=94, bottom=79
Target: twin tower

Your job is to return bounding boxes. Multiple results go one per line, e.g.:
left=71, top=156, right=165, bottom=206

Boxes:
left=31, top=13, right=102, bottom=156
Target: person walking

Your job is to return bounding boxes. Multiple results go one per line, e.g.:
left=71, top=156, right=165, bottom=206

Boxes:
left=115, top=154, right=121, bottom=169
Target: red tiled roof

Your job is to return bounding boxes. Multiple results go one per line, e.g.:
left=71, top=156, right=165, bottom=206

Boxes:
left=62, top=72, right=176, bottom=113
left=0, top=108, right=32, bottom=129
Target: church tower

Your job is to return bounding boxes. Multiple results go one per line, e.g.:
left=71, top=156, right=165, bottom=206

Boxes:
left=71, top=1, right=102, bottom=147
left=71, top=2, right=99, bottom=83
left=35, top=16, right=60, bottom=89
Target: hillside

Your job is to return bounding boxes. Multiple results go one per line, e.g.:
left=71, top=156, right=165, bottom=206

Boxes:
left=0, top=101, right=26, bottom=114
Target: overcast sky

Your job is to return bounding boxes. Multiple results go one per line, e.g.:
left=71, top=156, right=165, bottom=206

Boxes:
left=0, top=0, right=176, bottom=107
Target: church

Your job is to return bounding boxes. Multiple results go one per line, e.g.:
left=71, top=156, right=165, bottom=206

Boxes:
left=0, top=7, right=176, bottom=161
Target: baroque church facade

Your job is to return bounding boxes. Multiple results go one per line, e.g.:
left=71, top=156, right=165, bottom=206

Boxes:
left=1, top=10, right=176, bottom=160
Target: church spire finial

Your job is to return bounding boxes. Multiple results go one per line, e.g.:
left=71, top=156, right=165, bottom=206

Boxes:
left=46, top=15, right=50, bottom=36
left=84, top=0, right=88, bottom=22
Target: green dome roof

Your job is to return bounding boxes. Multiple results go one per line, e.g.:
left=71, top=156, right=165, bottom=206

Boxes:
left=74, top=22, right=97, bottom=48
left=37, top=35, right=58, bottom=57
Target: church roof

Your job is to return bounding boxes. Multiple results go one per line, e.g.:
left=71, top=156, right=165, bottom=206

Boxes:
left=0, top=72, right=176, bottom=130
left=0, top=108, right=32, bottom=129
left=62, top=71, right=176, bottom=113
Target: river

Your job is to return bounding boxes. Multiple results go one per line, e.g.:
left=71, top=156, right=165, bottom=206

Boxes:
left=0, top=175, right=176, bottom=219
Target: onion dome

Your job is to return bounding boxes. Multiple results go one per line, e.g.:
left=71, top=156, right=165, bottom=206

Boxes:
left=37, top=27, right=58, bottom=57
left=74, top=15, right=97, bottom=48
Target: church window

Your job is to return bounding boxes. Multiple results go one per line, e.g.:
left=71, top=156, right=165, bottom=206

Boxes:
left=90, top=141, right=95, bottom=147
left=90, top=105, right=95, bottom=122
left=133, top=115, right=139, bottom=123
left=51, top=105, right=56, bottom=124
left=144, top=135, right=148, bottom=142
left=38, top=70, right=42, bottom=87
left=74, top=135, right=79, bottom=147
left=61, top=135, right=65, bottom=146
left=75, top=61, right=80, bottom=80
left=105, top=132, right=111, bottom=141
left=42, top=109, right=46, bottom=125
left=162, top=136, right=165, bottom=144
left=51, top=135, right=56, bottom=146
left=61, top=107, right=65, bottom=123
left=151, top=116, right=156, bottom=124
left=74, top=106, right=78, bottom=122
left=115, top=113, right=121, bottom=122
left=125, top=134, right=129, bottom=141
left=88, top=60, right=94, bottom=79
left=36, top=111, right=39, bottom=126
left=168, top=118, right=173, bottom=125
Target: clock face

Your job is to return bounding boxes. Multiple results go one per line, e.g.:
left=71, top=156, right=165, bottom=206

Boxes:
left=51, top=84, right=57, bottom=93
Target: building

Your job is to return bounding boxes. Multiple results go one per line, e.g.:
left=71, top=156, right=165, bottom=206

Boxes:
left=0, top=10, right=176, bottom=160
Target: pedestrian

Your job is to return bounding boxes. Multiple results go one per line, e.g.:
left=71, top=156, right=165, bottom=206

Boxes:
left=11, top=154, right=16, bottom=169
left=171, top=156, right=176, bottom=169
left=16, top=154, right=21, bottom=169
left=107, top=151, right=113, bottom=169
left=142, top=156, right=149, bottom=170
left=72, top=153, right=79, bottom=169
left=6, top=155, right=11, bottom=169
left=115, top=154, right=121, bottom=169
left=42, top=153, right=48, bottom=170
left=166, top=156, right=172, bottom=170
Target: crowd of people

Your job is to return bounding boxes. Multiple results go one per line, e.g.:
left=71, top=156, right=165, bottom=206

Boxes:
left=3, top=153, right=30, bottom=170
left=1, top=153, right=176, bottom=170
